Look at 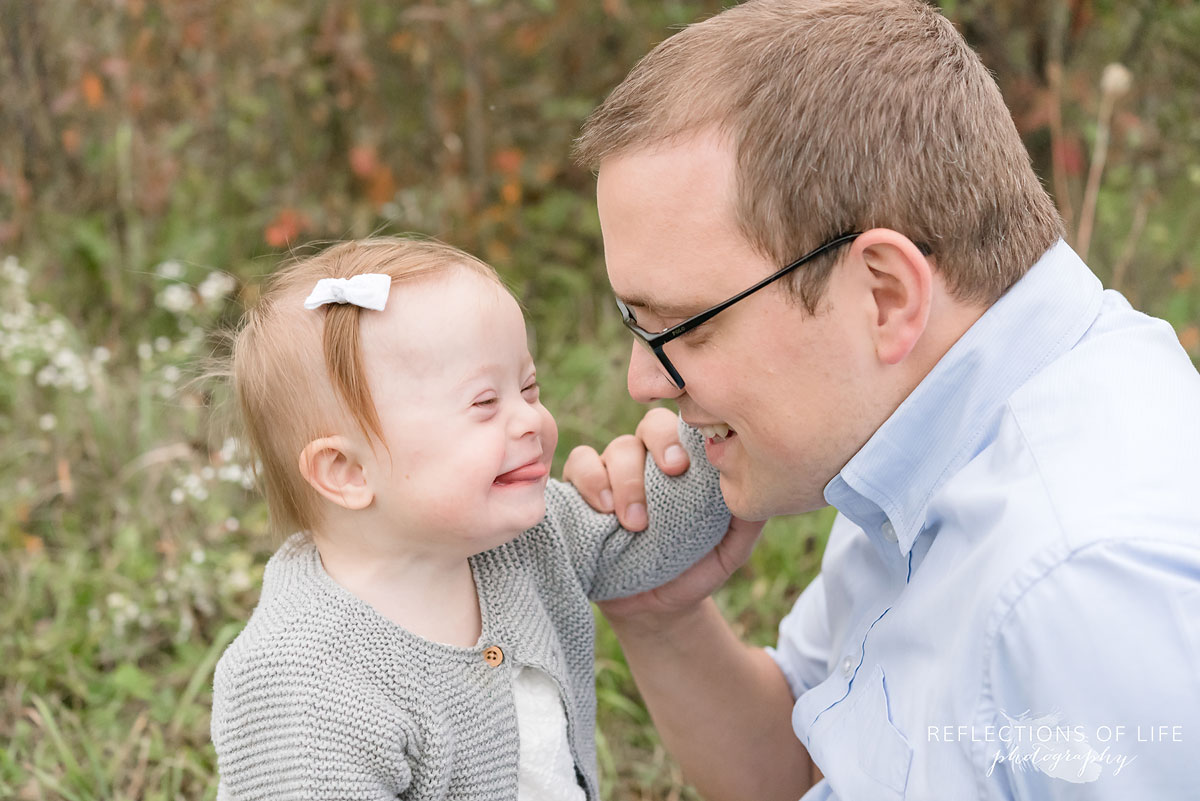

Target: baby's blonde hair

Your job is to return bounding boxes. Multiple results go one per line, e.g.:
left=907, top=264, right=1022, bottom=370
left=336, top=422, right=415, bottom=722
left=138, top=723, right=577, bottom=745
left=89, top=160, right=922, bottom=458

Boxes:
left=232, top=237, right=504, bottom=535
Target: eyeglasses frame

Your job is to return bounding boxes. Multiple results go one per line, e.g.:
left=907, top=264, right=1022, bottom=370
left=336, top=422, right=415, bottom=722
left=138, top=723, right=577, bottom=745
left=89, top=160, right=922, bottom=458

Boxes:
left=615, top=231, right=864, bottom=389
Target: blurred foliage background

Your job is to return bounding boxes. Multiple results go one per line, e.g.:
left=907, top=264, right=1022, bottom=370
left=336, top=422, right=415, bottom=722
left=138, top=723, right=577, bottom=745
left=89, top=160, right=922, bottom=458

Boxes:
left=1, top=1, right=1197, bottom=799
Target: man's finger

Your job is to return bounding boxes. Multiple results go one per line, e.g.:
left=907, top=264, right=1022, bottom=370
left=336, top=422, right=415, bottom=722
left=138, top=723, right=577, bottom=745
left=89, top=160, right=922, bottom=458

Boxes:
left=636, top=406, right=691, bottom=476
left=601, top=433, right=651, bottom=531
left=562, top=445, right=614, bottom=513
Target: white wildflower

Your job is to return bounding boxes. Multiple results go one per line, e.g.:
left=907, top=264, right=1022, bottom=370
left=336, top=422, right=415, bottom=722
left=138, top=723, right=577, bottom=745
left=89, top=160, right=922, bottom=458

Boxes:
left=1100, top=63, right=1133, bottom=98
left=198, top=272, right=236, bottom=304
left=2, top=255, right=28, bottom=285
left=156, top=260, right=185, bottom=280
left=219, top=438, right=240, bottom=462
left=228, top=569, right=252, bottom=592
left=154, top=336, right=171, bottom=353
left=92, top=346, right=111, bottom=364
left=170, top=487, right=186, bottom=505
left=52, top=348, right=79, bottom=369
left=158, top=283, right=194, bottom=314
left=137, top=342, right=152, bottom=360
left=38, top=413, right=56, bottom=431
left=36, top=365, right=58, bottom=386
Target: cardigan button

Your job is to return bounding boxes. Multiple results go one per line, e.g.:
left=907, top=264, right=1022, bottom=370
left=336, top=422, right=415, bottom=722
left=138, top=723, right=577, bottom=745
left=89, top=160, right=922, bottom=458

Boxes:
left=483, top=645, right=504, bottom=667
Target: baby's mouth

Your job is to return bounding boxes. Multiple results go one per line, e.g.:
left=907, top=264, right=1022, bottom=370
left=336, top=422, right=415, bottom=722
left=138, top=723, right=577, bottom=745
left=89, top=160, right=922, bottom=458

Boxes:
left=494, top=459, right=548, bottom=485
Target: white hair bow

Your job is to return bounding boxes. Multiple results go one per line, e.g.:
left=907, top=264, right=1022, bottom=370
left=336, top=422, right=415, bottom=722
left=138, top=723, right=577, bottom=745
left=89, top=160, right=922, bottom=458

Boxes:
left=303, top=273, right=391, bottom=311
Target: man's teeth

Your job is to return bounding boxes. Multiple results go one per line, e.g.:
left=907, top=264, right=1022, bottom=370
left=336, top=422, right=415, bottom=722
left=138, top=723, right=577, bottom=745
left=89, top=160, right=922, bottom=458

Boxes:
left=699, top=423, right=732, bottom=442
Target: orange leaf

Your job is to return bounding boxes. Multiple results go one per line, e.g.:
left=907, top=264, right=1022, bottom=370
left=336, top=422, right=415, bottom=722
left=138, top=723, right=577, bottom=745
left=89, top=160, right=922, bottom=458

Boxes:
left=514, top=24, right=542, bottom=56
left=57, top=458, right=74, bottom=500
left=264, top=208, right=311, bottom=249
left=491, top=148, right=524, bottom=176
left=81, top=72, right=105, bottom=108
left=389, top=32, right=413, bottom=52
left=349, top=145, right=378, bottom=179
left=367, top=165, right=396, bottom=208
left=1179, top=325, right=1200, bottom=354
left=1171, top=270, right=1194, bottom=291
left=61, top=128, right=81, bottom=156
left=23, top=535, right=44, bottom=556
left=602, top=0, right=631, bottom=19
left=1053, top=137, right=1085, bottom=177
left=501, top=181, right=521, bottom=206
left=183, top=19, right=206, bottom=49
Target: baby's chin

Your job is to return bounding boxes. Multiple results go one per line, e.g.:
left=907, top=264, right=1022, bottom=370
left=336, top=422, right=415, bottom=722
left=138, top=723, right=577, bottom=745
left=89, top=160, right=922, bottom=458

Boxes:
left=511, top=498, right=549, bottom=533
left=478, top=496, right=548, bottom=548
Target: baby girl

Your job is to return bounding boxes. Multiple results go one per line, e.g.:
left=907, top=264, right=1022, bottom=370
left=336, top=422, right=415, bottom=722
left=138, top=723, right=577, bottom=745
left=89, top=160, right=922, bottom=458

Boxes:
left=210, top=238, right=729, bottom=800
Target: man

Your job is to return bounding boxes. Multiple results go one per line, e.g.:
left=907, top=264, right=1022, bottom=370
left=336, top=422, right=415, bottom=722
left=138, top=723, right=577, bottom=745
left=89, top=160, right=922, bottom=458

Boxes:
left=563, top=1, right=1200, bottom=799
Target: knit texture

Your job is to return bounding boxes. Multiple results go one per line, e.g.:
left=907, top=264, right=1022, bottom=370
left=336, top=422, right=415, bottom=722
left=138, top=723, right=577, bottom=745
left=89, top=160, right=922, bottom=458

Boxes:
left=212, top=421, right=728, bottom=800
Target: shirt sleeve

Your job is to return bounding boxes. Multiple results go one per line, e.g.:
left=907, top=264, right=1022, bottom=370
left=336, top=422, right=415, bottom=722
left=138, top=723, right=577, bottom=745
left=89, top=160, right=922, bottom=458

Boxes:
left=977, top=537, right=1200, bottom=800
left=544, top=417, right=730, bottom=601
left=212, top=659, right=415, bottom=800
left=767, top=571, right=833, bottom=700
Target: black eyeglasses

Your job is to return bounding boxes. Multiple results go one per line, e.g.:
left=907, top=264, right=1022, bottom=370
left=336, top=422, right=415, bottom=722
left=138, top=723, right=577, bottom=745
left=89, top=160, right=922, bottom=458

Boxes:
left=615, top=232, right=862, bottom=389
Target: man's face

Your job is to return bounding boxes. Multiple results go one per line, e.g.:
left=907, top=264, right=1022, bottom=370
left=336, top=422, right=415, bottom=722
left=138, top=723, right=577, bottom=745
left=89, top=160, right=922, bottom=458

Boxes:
left=597, top=134, right=879, bottom=519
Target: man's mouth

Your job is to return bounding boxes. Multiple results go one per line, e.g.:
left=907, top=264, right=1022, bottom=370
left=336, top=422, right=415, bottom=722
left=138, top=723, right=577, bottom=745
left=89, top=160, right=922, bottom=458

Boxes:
left=494, top=459, right=548, bottom=485
left=697, top=423, right=735, bottom=443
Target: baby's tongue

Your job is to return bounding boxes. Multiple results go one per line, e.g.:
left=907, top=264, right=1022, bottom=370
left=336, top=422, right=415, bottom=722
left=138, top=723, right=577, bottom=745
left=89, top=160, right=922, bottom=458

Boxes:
left=495, top=463, right=546, bottom=484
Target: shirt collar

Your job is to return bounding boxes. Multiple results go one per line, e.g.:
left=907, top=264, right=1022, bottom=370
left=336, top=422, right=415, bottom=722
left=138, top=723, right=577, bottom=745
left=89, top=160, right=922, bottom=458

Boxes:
left=824, top=239, right=1105, bottom=556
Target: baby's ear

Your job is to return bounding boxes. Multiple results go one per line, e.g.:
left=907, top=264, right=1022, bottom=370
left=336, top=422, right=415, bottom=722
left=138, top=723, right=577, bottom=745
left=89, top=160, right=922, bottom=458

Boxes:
left=298, top=436, right=374, bottom=511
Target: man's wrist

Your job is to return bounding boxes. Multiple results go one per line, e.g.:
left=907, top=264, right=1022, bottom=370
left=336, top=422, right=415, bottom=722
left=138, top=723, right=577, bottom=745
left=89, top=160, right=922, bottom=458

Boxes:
left=603, top=596, right=715, bottom=643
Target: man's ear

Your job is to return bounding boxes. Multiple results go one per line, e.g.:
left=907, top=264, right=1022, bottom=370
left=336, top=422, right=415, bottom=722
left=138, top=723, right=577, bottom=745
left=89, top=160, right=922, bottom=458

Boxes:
left=853, top=228, right=933, bottom=366
left=298, top=436, right=374, bottom=511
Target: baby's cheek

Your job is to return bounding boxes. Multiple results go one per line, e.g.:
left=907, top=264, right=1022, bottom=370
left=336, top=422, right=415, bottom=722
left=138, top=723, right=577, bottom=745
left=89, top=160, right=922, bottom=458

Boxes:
left=539, top=406, right=559, bottom=456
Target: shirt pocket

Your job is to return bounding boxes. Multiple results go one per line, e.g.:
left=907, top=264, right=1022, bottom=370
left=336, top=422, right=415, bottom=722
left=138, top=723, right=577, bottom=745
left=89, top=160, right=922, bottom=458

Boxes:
left=811, top=664, right=912, bottom=800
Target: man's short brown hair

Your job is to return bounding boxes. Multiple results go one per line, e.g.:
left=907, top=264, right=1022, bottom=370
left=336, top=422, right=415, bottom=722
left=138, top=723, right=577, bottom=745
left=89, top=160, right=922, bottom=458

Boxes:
left=574, top=0, right=1064, bottom=311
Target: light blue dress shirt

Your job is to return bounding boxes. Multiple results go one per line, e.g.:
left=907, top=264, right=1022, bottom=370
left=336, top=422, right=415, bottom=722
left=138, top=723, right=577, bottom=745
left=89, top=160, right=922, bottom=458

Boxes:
left=768, top=240, right=1200, bottom=800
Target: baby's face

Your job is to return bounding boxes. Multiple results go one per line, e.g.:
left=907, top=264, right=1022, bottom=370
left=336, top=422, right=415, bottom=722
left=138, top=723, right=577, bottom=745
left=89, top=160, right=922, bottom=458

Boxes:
left=356, top=269, right=558, bottom=552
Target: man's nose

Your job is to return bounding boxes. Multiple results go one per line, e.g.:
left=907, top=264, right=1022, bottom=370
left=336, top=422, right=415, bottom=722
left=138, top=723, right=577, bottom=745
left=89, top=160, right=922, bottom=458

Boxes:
left=626, top=342, right=683, bottom=404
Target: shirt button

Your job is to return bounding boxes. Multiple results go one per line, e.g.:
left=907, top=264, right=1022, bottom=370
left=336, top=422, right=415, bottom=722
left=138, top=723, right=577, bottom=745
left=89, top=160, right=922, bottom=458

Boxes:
left=881, top=520, right=897, bottom=542
left=483, top=645, right=504, bottom=667
left=841, top=656, right=854, bottom=677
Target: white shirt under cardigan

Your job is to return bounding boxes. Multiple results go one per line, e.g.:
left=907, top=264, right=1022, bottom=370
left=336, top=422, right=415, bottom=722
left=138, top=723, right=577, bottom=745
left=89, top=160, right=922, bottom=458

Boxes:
left=513, top=665, right=586, bottom=801
left=769, top=240, right=1200, bottom=800
left=212, top=421, right=729, bottom=801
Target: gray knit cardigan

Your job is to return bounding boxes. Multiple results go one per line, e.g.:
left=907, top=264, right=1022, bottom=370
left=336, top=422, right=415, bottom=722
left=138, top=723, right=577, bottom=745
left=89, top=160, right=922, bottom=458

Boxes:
left=211, top=422, right=729, bottom=800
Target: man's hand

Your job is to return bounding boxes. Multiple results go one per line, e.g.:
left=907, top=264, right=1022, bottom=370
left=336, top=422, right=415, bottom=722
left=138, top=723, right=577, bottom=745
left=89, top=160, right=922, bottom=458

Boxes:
left=563, top=406, right=690, bottom=531
left=598, top=515, right=764, bottom=623
left=562, top=406, right=765, bottom=622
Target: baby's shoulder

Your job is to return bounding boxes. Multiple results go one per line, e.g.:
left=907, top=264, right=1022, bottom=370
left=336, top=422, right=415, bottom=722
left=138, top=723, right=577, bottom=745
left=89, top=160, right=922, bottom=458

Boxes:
left=214, top=542, right=399, bottom=706
left=212, top=585, right=420, bottom=751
